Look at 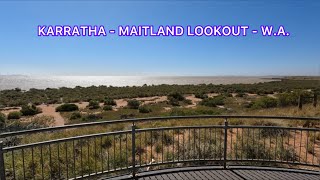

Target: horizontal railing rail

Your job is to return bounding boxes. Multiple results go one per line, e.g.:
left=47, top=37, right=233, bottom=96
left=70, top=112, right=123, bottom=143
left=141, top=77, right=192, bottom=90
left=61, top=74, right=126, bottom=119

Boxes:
left=0, top=116, right=319, bottom=180
left=0, top=115, right=319, bottom=138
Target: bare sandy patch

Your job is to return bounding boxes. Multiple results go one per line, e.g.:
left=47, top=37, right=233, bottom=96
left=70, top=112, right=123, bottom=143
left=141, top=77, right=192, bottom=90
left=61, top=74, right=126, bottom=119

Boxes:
left=115, top=99, right=128, bottom=108
left=74, top=102, right=89, bottom=110
left=185, top=94, right=202, bottom=108
left=207, top=93, right=219, bottom=98
left=0, top=107, right=21, bottom=116
left=135, top=96, right=168, bottom=105
left=37, top=104, right=65, bottom=126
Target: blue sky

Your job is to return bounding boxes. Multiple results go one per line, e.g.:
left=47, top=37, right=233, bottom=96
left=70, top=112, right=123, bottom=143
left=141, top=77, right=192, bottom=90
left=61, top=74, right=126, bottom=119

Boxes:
left=0, top=1, right=319, bottom=76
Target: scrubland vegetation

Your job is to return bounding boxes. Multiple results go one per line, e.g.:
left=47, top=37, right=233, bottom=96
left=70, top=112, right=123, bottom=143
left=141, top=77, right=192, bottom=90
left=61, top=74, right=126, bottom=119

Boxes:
left=0, top=79, right=319, bottom=178
left=0, top=79, right=319, bottom=107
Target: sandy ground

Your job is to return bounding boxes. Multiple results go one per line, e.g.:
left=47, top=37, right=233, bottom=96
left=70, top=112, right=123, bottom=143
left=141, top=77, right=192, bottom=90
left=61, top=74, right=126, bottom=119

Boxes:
left=185, top=94, right=202, bottom=108
left=37, top=104, right=65, bottom=126
left=207, top=93, right=219, bottom=98
left=135, top=96, right=168, bottom=105
left=0, top=107, right=22, bottom=116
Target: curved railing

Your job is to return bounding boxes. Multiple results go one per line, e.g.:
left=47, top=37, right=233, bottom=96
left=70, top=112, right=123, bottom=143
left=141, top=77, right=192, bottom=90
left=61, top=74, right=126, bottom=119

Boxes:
left=0, top=115, right=319, bottom=179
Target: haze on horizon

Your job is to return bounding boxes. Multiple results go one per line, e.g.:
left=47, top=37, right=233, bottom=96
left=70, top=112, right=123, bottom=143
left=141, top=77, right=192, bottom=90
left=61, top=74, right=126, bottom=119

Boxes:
left=0, top=1, right=319, bottom=76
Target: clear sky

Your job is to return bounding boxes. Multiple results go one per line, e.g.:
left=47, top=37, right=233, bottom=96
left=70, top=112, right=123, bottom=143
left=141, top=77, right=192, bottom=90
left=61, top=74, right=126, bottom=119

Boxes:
left=0, top=1, right=319, bottom=76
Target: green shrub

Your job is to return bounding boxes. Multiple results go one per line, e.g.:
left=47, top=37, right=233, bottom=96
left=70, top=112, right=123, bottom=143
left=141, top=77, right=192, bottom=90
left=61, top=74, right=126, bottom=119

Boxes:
left=168, top=92, right=185, bottom=101
left=0, top=112, right=6, bottom=128
left=87, top=100, right=100, bottom=109
left=104, top=97, right=116, bottom=106
left=8, top=111, right=22, bottom=120
left=252, top=97, right=278, bottom=109
left=235, top=92, right=246, bottom=97
left=168, top=98, right=180, bottom=106
left=56, top=103, right=79, bottom=112
left=277, top=92, right=299, bottom=107
left=82, top=113, right=103, bottom=121
left=127, top=100, right=140, bottom=109
left=183, top=99, right=193, bottom=105
left=103, top=105, right=113, bottom=111
left=200, top=96, right=225, bottom=107
left=69, top=112, right=81, bottom=120
left=138, top=106, right=152, bottom=113
left=242, top=101, right=253, bottom=108
left=195, top=92, right=208, bottom=99
left=20, top=104, right=42, bottom=116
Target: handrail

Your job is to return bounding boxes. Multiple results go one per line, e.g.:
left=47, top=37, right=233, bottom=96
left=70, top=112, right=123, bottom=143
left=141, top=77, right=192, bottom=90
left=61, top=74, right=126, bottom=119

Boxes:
left=1, top=115, right=319, bottom=138
left=0, top=115, right=319, bottom=180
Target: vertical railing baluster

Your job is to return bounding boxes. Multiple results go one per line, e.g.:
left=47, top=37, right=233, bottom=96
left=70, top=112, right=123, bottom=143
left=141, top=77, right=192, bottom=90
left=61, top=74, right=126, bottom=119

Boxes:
left=22, top=149, right=25, bottom=179
left=293, top=130, right=296, bottom=163
left=236, top=128, right=238, bottom=160
left=94, top=137, right=97, bottom=175
left=198, top=128, right=201, bottom=161
left=139, top=132, right=142, bottom=166
left=73, top=140, right=76, bottom=179
left=49, top=144, right=52, bottom=180
left=12, top=150, right=15, bottom=180
left=223, top=118, right=228, bottom=169
left=0, top=141, right=6, bottom=180
left=182, top=129, right=185, bottom=161
left=172, top=130, right=174, bottom=162
left=58, top=143, right=61, bottom=179
left=312, top=131, right=316, bottom=165
left=126, top=133, right=128, bottom=169
left=131, top=122, right=136, bottom=179
left=65, top=142, right=69, bottom=179
left=305, top=131, right=309, bottom=163
left=41, top=145, right=44, bottom=180
left=161, top=130, right=164, bottom=163
left=100, top=136, right=103, bottom=172
left=177, top=129, right=180, bottom=162
left=31, top=147, right=35, bottom=180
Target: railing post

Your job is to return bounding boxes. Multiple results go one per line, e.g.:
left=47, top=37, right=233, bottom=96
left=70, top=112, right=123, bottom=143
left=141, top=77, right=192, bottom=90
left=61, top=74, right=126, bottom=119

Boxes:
left=223, top=118, right=228, bottom=169
left=131, top=123, right=136, bottom=179
left=0, top=141, right=6, bottom=180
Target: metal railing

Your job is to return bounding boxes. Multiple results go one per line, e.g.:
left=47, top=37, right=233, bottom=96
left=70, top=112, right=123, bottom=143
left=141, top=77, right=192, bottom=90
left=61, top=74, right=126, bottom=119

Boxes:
left=0, top=115, right=319, bottom=179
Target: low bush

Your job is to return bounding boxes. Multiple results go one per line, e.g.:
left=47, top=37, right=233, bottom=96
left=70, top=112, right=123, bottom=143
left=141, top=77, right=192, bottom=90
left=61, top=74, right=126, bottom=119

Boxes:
left=82, top=113, right=103, bottom=121
left=56, top=104, right=79, bottom=112
left=8, top=111, right=22, bottom=120
left=168, top=92, right=185, bottom=101
left=277, top=92, right=299, bottom=107
left=200, top=96, right=225, bottom=107
left=103, top=105, right=113, bottom=111
left=127, top=100, right=140, bottom=109
left=168, top=98, right=180, bottom=106
left=195, top=92, right=208, bottom=99
left=235, top=92, right=246, bottom=97
left=20, top=104, right=42, bottom=116
left=252, top=97, right=278, bottom=109
left=87, top=100, right=100, bottom=109
left=69, top=112, right=81, bottom=120
left=104, top=97, right=117, bottom=106
left=138, top=106, right=152, bottom=113
left=183, top=99, right=193, bottom=105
